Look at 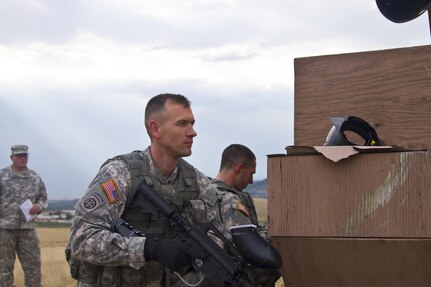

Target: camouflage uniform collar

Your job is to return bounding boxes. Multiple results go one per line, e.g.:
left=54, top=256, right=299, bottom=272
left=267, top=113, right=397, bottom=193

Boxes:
left=211, top=178, right=241, bottom=193
left=9, top=165, right=29, bottom=176
left=143, top=147, right=178, bottom=184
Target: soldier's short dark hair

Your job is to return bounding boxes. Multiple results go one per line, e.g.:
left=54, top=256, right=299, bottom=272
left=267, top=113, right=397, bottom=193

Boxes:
left=144, top=93, right=191, bottom=131
left=219, top=144, right=256, bottom=171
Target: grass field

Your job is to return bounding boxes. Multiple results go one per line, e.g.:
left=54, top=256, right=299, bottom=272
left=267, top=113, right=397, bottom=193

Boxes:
left=13, top=227, right=76, bottom=287
left=253, top=198, right=268, bottom=223
left=13, top=198, right=284, bottom=287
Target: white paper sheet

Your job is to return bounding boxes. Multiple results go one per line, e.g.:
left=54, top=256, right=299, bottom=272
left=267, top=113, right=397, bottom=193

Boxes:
left=20, top=199, right=36, bottom=222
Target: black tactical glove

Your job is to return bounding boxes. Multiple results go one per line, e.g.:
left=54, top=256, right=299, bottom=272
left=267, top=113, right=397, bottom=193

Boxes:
left=144, top=237, right=207, bottom=271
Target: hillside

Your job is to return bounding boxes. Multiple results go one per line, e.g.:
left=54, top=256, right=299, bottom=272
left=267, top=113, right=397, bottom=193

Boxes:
left=245, top=178, right=268, bottom=198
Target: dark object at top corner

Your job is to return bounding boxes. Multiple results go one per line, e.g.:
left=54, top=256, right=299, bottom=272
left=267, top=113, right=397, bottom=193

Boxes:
left=376, top=0, right=431, bottom=23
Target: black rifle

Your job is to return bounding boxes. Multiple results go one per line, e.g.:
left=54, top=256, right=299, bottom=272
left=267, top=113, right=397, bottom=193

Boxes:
left=115, top=181, right=282, bottom=287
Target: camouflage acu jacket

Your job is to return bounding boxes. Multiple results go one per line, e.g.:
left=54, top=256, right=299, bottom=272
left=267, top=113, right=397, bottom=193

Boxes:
left=0, top=165, right=48, bottom=229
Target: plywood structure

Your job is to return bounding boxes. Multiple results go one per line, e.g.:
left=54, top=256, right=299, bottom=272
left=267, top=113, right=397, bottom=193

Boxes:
left=268, top=151, right=431, bottom=238
left=268, top=151, right=431, bottom=287
left=273, top=237, right=431, bottom=287
left=294, top=45, right=431, bottom=150
left=268, top=45, right=431, bottom=287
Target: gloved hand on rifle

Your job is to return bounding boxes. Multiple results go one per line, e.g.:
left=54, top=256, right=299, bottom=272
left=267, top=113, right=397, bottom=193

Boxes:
left=144, top=237, right=207, bottom=271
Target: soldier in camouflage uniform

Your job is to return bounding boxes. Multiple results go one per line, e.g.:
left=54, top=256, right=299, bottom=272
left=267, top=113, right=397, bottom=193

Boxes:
left=212, top=144, right=282, bottom=287
left=0, top=145, right=48, bottom=287
left=66, top=94, right=244, bottom=287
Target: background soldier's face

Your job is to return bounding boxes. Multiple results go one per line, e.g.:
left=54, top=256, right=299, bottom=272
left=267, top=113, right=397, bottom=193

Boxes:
left=11, top=154, right=29, bottom=169
left=235, top=160, right=256, bottom=191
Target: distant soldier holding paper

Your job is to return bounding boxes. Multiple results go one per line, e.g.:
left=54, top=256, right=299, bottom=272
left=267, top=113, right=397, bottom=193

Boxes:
left=0, top=144, right=48, bottom=287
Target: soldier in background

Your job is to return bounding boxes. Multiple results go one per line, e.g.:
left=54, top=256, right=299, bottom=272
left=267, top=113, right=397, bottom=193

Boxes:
left=0, top=145, right=48, bottom=287
left=212, top=144, right=281, bottom=287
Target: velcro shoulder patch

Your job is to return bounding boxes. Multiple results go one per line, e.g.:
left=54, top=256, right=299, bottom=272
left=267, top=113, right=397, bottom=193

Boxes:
left=101, top=179, right=121, bottom=204
left=235, top=202, right=250, bottom=218
left=80, top=191, right=106, bottom=213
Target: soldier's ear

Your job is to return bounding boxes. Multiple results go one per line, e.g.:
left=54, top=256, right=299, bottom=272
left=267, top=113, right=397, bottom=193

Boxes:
left=148, top=120, right=161, bottom=138
left=234, top=163, right=243, bottom=176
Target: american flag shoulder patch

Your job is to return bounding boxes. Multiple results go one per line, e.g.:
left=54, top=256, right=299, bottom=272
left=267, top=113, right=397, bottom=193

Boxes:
left=235, top=202, right=250, bottom=218
left=101, top=179, right=121, bottom=204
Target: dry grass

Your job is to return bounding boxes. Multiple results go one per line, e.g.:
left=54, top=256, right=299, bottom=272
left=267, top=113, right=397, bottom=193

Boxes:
left=254, top=198, right=268, bottom=223
left=12, top=199, right=285, bottom=287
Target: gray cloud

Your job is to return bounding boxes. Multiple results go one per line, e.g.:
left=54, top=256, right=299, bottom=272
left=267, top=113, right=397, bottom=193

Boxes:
left=0, top=0, right=428, bottom=200
left=0, top=79, right=293, bottom=199
left=3, top=0, right=427, bottom=49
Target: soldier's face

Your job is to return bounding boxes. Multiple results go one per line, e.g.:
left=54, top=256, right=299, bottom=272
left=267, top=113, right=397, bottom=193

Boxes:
left=11, top=154, right=29, bottom=169
left=157, top=101, right=197, bottom=158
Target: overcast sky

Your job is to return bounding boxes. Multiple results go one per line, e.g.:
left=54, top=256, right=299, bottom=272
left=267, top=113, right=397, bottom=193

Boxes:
left=0, top=0, right=429, bottom=199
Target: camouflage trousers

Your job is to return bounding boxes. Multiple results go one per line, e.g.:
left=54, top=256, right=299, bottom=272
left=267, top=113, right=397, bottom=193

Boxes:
left=0, top=229, right=42, bottom=287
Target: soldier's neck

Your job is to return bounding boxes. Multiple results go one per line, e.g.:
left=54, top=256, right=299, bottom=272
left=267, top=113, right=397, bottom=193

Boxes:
left=216, top=170, right=237, bottom=190
left=12, top=165, right=27, bottom=174
left=149, top=146, right=178, bottom=178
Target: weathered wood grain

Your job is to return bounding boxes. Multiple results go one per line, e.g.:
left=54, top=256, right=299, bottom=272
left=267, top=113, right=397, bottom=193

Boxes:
left=294, top=45, right=431, bottom=149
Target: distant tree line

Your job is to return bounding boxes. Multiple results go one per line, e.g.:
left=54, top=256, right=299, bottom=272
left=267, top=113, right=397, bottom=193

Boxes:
left=244, top=178, right=267, bottom=198
left=45, top=199, right=79, bottom=211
